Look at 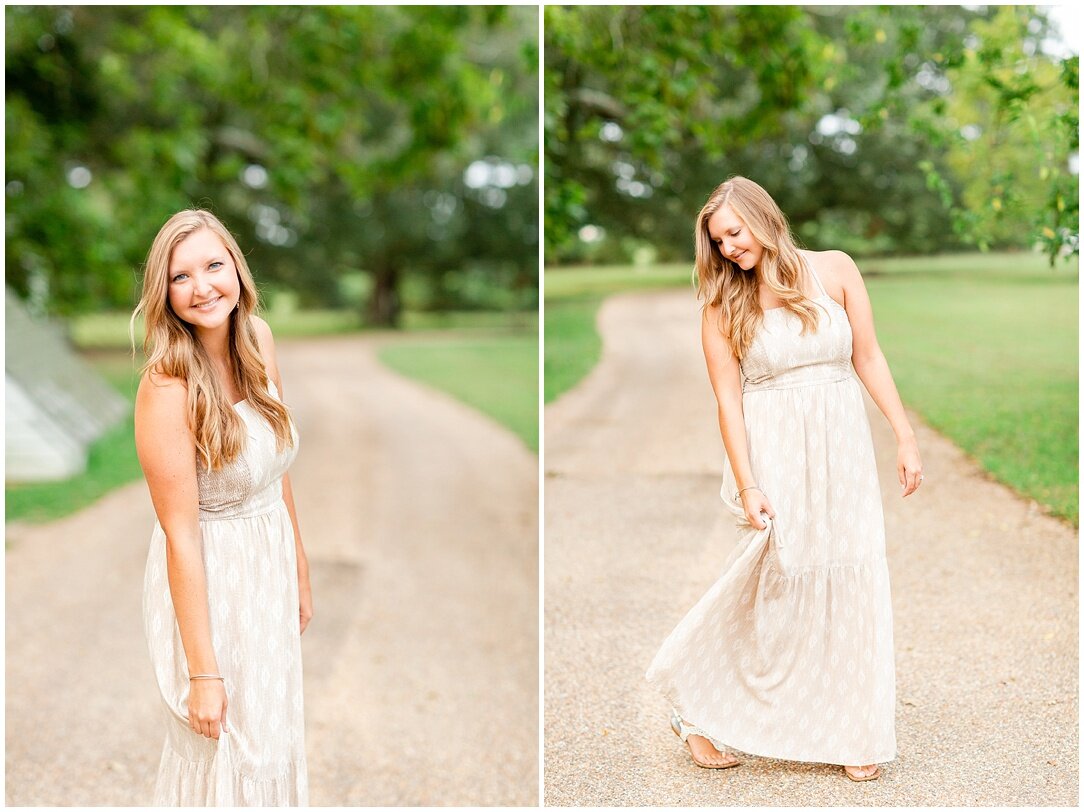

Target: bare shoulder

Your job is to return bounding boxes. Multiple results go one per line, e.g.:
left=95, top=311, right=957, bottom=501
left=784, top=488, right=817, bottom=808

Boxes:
left=700, top=301, right=736, bottom=354
left=701, top=300, right=727, bottom=334
left=136, top=368, right=186, bottom=409
left=813, top=249, right=863, bottom=281
left=249, top=314, right=276, bottom=351
left=133, top=368, right=196, bottom=485
left=802, top=248, right=865, bottom=298
left=247, top=314, right=283, bottom=389
left=249, top=314, right=280, bottom=367
left=134, top=368, right=191, bottom=445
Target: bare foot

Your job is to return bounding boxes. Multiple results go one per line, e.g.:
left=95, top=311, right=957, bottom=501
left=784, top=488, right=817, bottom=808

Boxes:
left=844, top=763, right=880, bottom=780
left=686, top=734, right=740, bottom=768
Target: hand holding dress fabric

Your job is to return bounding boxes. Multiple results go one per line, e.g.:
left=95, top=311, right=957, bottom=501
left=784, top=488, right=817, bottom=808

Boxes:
left=740, top=488, right=775, bottom=530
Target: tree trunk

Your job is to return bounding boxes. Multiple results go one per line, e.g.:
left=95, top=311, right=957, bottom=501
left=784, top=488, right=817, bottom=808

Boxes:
left=368, top=262, right=401, bottom=328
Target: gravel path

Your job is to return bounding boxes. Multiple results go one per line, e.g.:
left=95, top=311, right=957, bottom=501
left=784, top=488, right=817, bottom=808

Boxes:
left=6, top=334, right=538, bottom=806
left=543, top=289, right=1077, bottom=806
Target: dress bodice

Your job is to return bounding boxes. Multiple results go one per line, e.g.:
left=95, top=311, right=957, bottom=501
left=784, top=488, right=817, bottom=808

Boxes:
left=739, top=258, right=854, bottom=393
left=196, top=380, right=299, bottom=521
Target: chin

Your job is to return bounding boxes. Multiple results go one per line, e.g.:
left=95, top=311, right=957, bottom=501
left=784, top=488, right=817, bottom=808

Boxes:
left=186, top=307, right=233, bottom=330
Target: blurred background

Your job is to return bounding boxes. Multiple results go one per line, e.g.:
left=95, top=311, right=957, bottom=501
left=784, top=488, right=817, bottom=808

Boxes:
left=6, top=6, right=540, bottom=806
left=544, top=4, right=1078, bottom=526
left=7, top=4, right=538, bottom=514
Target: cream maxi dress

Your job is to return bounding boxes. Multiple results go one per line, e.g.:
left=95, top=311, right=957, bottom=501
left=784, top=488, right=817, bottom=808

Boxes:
left=646, top=257, right=896, bottom=766
left=142, top=379, right=308, bottom=805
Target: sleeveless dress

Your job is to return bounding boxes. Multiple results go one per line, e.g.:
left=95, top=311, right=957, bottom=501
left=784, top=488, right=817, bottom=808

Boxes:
left=142, top=379, right=308, bottom=805
left=646, top=256, right=896, bottom=766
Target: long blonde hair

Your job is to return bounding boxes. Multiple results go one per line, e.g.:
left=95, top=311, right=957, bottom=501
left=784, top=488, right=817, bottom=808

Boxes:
left=131, top=209, right=294, bottom=470
left=694, top=176, right=820, bottom=359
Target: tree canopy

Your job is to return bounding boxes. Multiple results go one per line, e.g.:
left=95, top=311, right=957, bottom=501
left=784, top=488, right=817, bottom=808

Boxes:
left=6, top=6, right=539, bottom=323
left=544, top=5, right=1077, bottom=265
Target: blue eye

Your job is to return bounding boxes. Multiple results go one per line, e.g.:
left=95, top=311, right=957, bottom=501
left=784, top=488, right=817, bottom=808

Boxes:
left=209, top=261, right=223, bottom=270
left=171, top=273, right=188, bottom=283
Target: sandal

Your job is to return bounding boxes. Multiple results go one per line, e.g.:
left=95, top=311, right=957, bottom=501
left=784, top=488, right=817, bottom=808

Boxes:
left=669, top=711, right=740, bottom=770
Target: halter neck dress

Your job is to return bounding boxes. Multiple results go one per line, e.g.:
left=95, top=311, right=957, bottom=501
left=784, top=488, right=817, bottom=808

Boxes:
left=646, top=255, right=896, bottom=766
left=142, top=378, right=308, bottom=805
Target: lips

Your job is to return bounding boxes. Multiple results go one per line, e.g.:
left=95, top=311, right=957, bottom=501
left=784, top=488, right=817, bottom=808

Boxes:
left=192, top=296, right=222, bottom=310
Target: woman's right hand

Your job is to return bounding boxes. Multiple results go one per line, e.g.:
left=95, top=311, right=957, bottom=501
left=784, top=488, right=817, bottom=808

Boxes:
left=741, top=488, right=775, bottom=530
left=188, top=678, right=228, bottom=739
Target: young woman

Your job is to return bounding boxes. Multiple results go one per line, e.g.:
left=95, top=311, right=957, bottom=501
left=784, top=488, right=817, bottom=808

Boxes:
left=133, top=209, right=312, bottom=805
left=646, top=176, right=923, bottom=782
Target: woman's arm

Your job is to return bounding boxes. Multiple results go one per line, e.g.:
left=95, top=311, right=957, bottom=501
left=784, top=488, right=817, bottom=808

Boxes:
left=252, top=316, right=313, bottom=634
left=135, top=372, right=227, bottom=738
left=280, top=472, right=312, bottom=634
left=702, top=306, right=775, bottom=529
left=830, top=250, right=924, bottom=497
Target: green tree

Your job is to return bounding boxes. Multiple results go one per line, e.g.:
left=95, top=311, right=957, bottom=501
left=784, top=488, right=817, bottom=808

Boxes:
left=544, top=5, right=1077, bottom=264
left=545, top=6, right=831, bottom=260
left=6, top=6, right=538, bottom=323
left=911, top=6, right=1077, bottom=262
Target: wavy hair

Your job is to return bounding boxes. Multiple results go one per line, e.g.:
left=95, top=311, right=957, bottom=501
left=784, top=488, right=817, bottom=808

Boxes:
left=130, top=209, right=294, bottom=470
left=694, top=176, right=820, bottom=359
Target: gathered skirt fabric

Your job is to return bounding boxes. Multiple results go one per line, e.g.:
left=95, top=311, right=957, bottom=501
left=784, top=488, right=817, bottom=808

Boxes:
left=143, top=501, right=308, bottom=805
left=647, top=356, right=897, bottom=765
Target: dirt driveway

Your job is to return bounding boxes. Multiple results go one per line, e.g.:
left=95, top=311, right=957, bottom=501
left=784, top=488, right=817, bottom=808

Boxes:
left=6, top=334, right=538, bottom=806
left=543, top=289, right=1077, bottom=806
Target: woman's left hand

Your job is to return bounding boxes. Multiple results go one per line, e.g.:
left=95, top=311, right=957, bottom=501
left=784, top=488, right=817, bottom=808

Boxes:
left=897, top=436, right=924, bottom=497
left=298, top=573, right=314, bottom=635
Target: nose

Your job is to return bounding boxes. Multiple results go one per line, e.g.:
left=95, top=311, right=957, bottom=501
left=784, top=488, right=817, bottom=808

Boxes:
left=192, top=271, right=213, bottom=296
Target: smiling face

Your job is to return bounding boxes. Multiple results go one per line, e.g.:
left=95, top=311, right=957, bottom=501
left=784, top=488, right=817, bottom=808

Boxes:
left=706, top=205, right=763, bottom=271
left=166, top=227, right=241, bottom=335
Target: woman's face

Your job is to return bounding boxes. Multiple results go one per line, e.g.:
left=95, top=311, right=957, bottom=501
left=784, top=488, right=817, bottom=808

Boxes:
left=166, top=228, right=241, bottom=334
left=707, top=205, right=763, bottom=271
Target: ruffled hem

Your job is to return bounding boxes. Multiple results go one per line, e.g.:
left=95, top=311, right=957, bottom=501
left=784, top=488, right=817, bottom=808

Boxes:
left=646, top=517, right=896, bottom=766
left=665, top=700, right=897, bottom=765
left=152, top=736, right=308, bottom=807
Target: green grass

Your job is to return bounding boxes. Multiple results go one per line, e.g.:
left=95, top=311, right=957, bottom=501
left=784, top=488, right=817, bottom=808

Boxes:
left=545, top=252, right=1078, bottom=526
left=71, top=309, right=367, bottom=350
left=544, top=262, right=696, bottom=298
left=544, top=263, right=695, bottom=403
left=10, top=309, right=538, bottom=525
left=863, top=256, right=1078, bottom=526
left=544, top=297, right=606, bottom=404
left=377, top=321, right=539, bottom=452
left=71, top=307, right=537, bottom=351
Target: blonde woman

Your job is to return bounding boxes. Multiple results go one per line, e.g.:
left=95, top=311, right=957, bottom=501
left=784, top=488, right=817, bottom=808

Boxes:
left=646, top=177, right=923, bottom=782
left=133, top=210, right=311, bottom=805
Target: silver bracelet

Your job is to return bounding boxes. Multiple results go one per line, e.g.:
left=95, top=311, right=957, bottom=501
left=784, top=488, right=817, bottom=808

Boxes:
left=734, top=485, right=761, bottom=500
left=189, top=674, right=225, bottom=682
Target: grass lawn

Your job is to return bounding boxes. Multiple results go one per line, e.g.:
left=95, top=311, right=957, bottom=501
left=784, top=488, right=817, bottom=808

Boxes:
left=863, top=255, right=1077, bottom=526
left=377, top=321, right=539, bottom=453
left=70, top=307, right=537, bottom=351
left=545, top=252, right=1078, bottom=526
left=8, top=309, right=538, bottom=524
left=544, top=263, right=694, bottom=402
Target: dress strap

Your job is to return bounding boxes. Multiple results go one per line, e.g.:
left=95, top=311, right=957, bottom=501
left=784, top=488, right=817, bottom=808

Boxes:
left=804, top=254, right=829, bottom=298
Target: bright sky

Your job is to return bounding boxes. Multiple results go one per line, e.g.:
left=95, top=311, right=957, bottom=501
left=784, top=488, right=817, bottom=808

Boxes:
left=1039, top=5, right=1080, bottom=57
